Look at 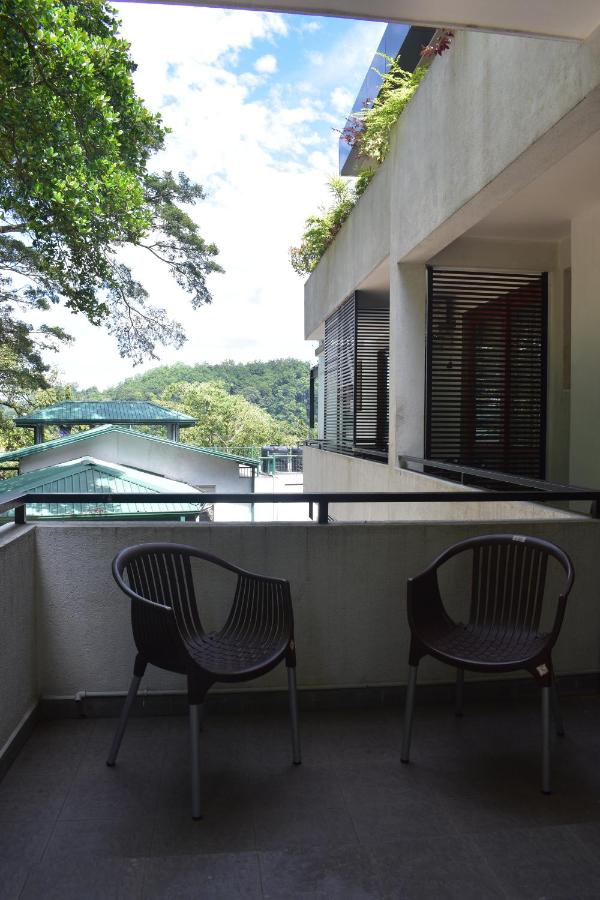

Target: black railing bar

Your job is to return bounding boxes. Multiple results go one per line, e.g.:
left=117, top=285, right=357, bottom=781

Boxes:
left=0, top=489, right=598, bottom=512
left=398, top=455, right=595, bottom=494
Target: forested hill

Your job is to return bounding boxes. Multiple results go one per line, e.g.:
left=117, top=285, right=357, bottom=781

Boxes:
left=76, top=359, right=311, bottom=429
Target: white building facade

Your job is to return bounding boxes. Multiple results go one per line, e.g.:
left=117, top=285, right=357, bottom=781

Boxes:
left=304, top=25, right=600, bottom=516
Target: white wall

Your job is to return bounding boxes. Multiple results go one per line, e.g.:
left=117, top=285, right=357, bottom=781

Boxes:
left=390, top=28, right=600, bottom=264
left=0, top=526, right=37, bottom=752
left=570, top=203, right=600, bottom=486
left=389, top=263, right=427, bottom=461
left=305, top=28, right=600, bottom=339
left=305, top=24, right=600, bottom=480
left=33, top=518, right=600, bottom=697
left=20, top=431, right=248, bottom=493
left=303, top=446, right=577, bottom=522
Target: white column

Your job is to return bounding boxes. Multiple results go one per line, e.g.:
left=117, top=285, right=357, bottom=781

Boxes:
left=570, top=204, right=600, bottom=485
left=389, top=263, right=428, bottom=465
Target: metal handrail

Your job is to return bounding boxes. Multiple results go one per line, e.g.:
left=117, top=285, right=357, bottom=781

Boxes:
left=398, top=455, right=591, bottom=493
left=1, top=486, right=599, bottom=525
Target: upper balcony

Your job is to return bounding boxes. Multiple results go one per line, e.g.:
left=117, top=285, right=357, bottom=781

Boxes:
left=305, top=25, right=600, bottom=338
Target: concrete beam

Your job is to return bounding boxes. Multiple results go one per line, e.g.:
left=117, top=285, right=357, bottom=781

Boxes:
left=125, top=0, right=600, bottom=41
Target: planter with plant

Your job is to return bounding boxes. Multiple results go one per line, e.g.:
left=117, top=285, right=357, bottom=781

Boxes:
left=290, top=32, right=454, bottom=276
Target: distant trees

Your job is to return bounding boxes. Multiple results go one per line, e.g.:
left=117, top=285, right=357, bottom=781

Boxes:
left=0, top=358, right=312, bottom=452
left=77, top=358, right=311, bottom=433
left=161, top=382, right=297, bottom=448
left=0, top=372, right=74, bottom=452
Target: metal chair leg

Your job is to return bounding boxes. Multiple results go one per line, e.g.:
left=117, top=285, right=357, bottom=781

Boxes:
left=288, top=667, right=302, bottom=765
left=106, top=674, right=141, bottom=767
left=401, top=665, right=418, bottom=763
left=190, top=703, right=203, bottom=820
left=550, top=676, right=565, bottom=737
left=541, top=685, right=551, bottom=794
left=455, top=669, right=465, bottom=717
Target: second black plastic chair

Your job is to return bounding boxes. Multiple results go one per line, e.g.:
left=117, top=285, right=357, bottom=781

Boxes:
left=401, top=534, right=574, bottom=793
left=107, top=542, right=301, bottom=819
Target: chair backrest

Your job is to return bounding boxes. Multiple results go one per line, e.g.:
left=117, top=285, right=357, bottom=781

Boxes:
left=112, top=543, right=294, bottom=670
left=437, top=534, right=574, bottom=635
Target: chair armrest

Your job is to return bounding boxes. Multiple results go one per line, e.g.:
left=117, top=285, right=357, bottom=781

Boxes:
left=407, top=565, right=456, bottom=639
left=111, top=556, right=175, bottom=613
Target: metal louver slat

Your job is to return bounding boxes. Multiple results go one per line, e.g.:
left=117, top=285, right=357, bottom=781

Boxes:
left=324, top=293, right=356, bottom=452
left=355, top=300, right=389, bottom=451
left=323, top=292, right=390, bottom=454
left=426, top=268, right=547, bottom=479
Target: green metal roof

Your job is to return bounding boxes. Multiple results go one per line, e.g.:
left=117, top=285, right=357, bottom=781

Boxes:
left=0, top=457, right=205, bottom=520
left=0, top=425, right=259, bottom=467
left=15, top=401, right=196, bottom=427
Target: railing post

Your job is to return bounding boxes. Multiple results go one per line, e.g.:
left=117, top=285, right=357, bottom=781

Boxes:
left=15, top=504, right=26, bottom=525
left=318, top=501, right=329, bottom=524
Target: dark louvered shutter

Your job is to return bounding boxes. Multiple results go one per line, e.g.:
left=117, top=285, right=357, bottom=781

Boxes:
left=324, top=293, right=356, bottom=451
left=355, top=297, right=389, bottom=451
left=323, top=292, right=389, bottom=453
left=426, top=268, right=547, bottom=478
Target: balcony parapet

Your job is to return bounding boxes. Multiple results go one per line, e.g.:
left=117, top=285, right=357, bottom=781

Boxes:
left=304, top=156, right=391, bottom=340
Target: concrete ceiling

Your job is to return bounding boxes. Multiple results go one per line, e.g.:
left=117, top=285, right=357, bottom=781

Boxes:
left=134, top=1, right=600, bottom=40
left=467, top=130, right=600, bottom=242
left=358, top=259, right=389, bottom=293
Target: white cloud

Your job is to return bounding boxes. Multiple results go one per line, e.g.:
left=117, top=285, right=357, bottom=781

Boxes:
left=298, top=20, right=321, bottom=34
left=306, top=51, right=325, bottom=67
left=36, top=6, right=384, bottom=388
left=330, top=86, right=354, bottom=115
left=254, top=53, right=278, bottom=74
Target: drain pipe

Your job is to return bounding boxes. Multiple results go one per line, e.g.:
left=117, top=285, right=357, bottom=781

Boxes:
left=42, top=688, right=188, bottom=717
left=71, top=689, right=188, bottom=702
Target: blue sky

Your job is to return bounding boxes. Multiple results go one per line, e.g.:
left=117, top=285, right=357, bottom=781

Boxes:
left=40, top=6, right=385, bottom=389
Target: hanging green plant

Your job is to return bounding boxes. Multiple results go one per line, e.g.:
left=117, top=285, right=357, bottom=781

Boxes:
left=290, top=34, right=454, bottom=276
left=350, top=55, right=427, bottom=165
left=289, top=178, right=358, bottom=276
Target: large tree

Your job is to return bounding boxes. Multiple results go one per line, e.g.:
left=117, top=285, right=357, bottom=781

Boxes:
left=162, top=382, right=299, bottom=448
left=0, top=0, right=222, bottom=401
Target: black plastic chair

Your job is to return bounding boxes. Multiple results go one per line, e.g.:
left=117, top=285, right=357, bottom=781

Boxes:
left=401, top=534, right=574, bottom=793
left=107, top=542, right=301, bottom=819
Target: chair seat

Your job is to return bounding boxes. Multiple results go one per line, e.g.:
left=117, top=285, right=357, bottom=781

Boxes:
left=428, top=622, right=549, bottom=669
left=187, top=631, right=285, bottom=679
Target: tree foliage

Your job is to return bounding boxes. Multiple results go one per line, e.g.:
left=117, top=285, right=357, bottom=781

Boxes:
left=76, top=358, right=311, bottom=432
left=0, top=371, right=74, bottom=453
left=0, top=0, right=221, bottom=395
left=289, top=176, right=371, bottom=277
left=161, top=381, right=297, bottom=448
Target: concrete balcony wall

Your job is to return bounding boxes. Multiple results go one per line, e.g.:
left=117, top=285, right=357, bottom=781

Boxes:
left=305, top=27, right=600, bottom=334
left=29, top=517, right=597, bottom=701
left=389, top=27, right=600, bottom=264
left=0, top=526, right=37, bottom=752
left=304, top=158, right=391, bottom=340
left=303, top=446, right=577, bottom=523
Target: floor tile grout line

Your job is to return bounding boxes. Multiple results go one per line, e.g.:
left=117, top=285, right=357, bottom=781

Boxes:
left=17, top=719, right=95, bottom=896
left=564, top=823, right=600, bottom=870
left=462, top=833, right=515, bottom=900
left=255, top=849, right=267, bottom=899
left=36, top=719, right=95, bottom=863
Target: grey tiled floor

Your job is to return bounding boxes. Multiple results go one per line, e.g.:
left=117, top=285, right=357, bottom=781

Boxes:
left=2, top=695, right=600, bottom=898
